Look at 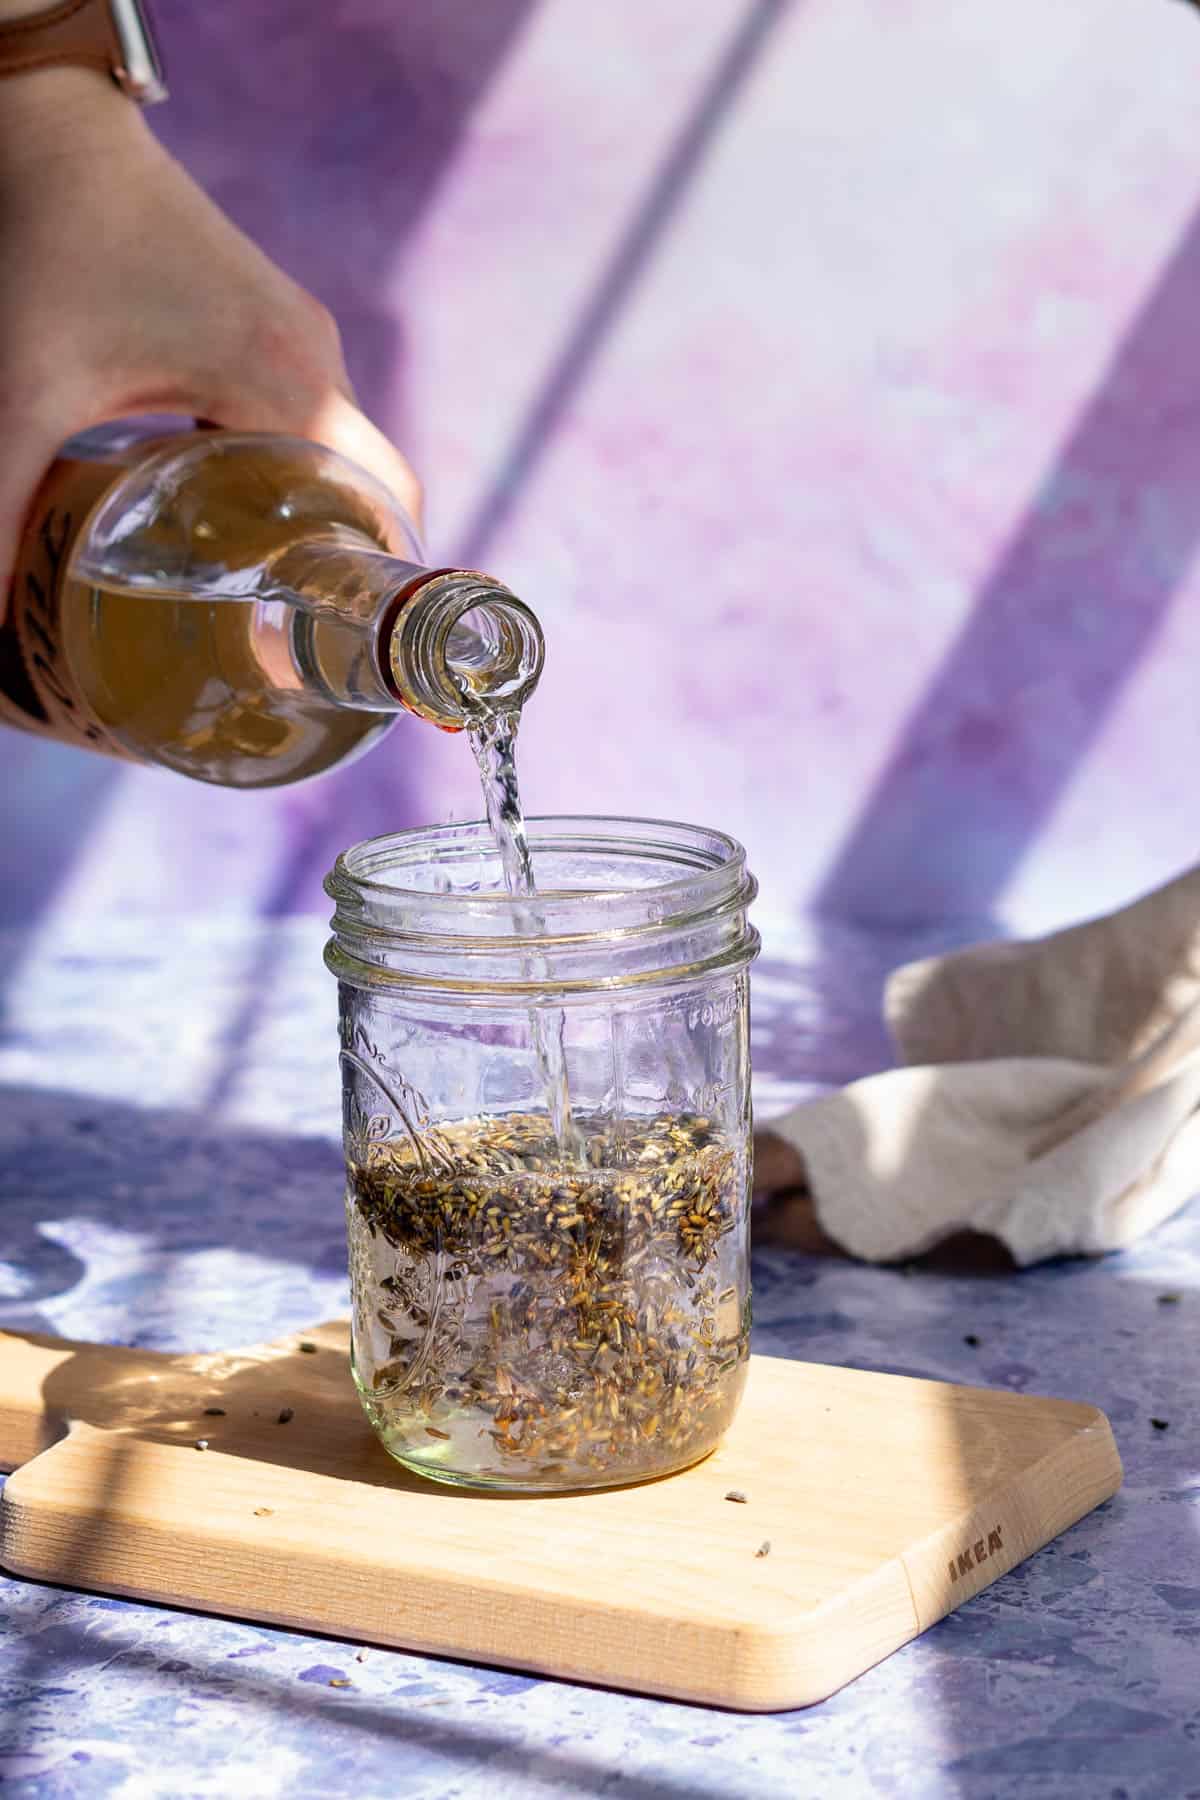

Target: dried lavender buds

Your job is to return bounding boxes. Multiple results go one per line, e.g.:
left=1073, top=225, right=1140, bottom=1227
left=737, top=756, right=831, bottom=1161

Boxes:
left=346, top=1110, right=750, bottom=1490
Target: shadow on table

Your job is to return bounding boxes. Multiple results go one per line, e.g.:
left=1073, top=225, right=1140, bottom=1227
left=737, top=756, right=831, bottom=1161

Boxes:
left=0, top=1607, right=742, bottom=1799
left=0, top=1081, right=350, bottom=1329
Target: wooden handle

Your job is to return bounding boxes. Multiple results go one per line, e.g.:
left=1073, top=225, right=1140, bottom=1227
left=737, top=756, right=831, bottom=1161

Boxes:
left=0, top=1323, right=352, bottom=1474
left=1, top=1331, right=166, bottom=1471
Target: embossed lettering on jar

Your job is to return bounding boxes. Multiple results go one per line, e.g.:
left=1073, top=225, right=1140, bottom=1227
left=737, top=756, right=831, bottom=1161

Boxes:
left=325, top=817, right=759, bottom=1492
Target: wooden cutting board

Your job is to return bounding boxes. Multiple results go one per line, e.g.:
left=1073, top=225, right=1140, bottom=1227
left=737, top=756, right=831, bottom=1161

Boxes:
left=0, top=1323, right=1121, bottom=1711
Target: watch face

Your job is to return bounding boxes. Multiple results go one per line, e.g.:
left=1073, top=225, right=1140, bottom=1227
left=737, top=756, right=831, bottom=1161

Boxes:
left=109, top=0, right=168, bottom=104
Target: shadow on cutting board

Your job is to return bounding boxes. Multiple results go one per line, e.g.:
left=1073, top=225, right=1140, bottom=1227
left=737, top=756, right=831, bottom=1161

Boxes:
left=6, top=1321, right=604, bottom=1500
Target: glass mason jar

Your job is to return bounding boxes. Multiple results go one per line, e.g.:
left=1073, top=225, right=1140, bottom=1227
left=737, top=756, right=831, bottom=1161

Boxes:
left=325, top=816, right=760, bottom=1493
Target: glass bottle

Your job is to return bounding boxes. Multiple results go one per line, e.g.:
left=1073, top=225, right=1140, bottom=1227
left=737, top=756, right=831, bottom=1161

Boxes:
left=0, top=423, right=542, bottom=786
left=326, top=815, right=760, bottom=1493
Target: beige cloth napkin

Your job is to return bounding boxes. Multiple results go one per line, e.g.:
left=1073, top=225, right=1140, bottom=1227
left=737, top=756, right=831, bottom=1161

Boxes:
left=764, top=864, right=1200, bottom=1265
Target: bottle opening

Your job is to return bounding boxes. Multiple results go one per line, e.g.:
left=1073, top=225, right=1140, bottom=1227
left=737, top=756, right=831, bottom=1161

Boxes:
left=388, top=571, right=545, bottom=729
left=445, top=601, right=543, bottom=709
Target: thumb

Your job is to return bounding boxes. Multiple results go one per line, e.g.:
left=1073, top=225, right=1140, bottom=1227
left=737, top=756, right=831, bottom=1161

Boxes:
left=304, top=390, right=426, bottom=544
left=208, top=380, right=425, bottom=544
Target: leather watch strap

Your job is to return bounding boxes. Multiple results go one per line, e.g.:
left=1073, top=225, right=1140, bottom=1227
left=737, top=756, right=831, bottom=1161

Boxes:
left=0, top=0, right=124, bottom=86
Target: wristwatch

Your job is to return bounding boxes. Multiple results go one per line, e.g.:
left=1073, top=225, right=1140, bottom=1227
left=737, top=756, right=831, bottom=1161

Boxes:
left=0, top=0, right=166, bottom=103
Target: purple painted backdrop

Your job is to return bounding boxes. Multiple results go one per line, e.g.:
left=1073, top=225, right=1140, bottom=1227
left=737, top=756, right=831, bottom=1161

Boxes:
left=6, top=0, right=1200, bottom=937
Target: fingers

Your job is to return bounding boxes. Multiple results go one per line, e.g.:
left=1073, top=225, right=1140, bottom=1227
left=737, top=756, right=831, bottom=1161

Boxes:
left=208, top=378, right=425, bottom=544
left=0, top=115, right=426, bottom=616
left=192, top=284, right=424, bottom=536
left=0, top=408, right=73, bottom=626
left=304, top=389, right=425, bottom=538
left=0, top=378, right=425, bottom=628
left=200, top=349, right=424, bottom=541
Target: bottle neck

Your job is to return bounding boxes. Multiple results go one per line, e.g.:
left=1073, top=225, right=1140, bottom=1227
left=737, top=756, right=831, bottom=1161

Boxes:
left=270, top=539, right=544, bottom=730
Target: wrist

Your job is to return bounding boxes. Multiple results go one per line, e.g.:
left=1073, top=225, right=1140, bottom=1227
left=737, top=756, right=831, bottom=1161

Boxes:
left=0, top=0, right=164, bottom=155
left=0, top=60, right=145, bottom=165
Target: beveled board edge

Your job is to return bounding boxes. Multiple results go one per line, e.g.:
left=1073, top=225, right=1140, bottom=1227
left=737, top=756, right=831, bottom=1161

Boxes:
left=0, top=1405, right=1123, bottom=1712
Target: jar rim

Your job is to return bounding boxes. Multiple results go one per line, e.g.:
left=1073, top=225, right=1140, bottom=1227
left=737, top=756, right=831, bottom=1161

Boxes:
left=326, top=814, right=749, bottom=916
left=324, top=815, right=758, bottom=996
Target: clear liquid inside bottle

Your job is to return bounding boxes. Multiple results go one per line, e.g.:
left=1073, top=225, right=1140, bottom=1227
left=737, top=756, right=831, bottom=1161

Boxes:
left=3, top=425, right=542, bottom=788
left=58, top=429, right=418, bottom=786
left=60, top=583, right=396, bottom=788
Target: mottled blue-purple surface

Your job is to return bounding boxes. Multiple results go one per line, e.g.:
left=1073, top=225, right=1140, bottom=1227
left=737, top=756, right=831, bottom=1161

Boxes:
left=1, top=917, right=1198, bottom=1799
left=5, top=0, right=1200, bottom=1792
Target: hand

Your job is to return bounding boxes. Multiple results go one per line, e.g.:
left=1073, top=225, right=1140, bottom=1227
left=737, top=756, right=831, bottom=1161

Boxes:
left=0, top=67, right=422, bottom=619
